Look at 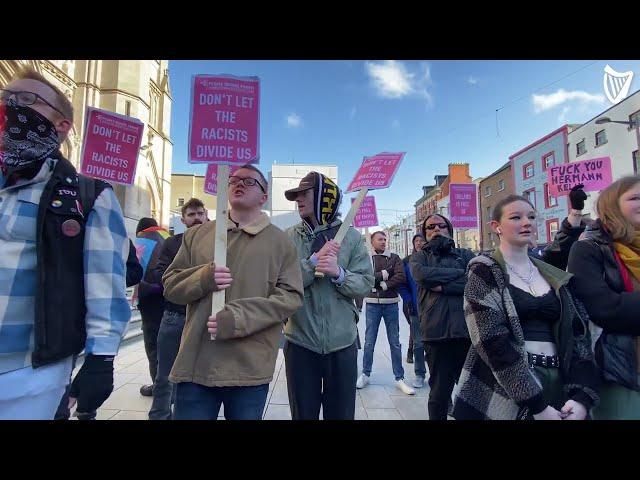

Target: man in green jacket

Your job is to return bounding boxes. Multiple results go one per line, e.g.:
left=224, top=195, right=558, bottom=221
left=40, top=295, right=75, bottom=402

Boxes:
left=283, top=172, right=374, bottom=420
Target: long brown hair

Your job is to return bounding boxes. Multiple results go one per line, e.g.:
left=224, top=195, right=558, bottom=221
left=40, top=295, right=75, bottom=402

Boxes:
left=596, top=175, right=640, bottom=244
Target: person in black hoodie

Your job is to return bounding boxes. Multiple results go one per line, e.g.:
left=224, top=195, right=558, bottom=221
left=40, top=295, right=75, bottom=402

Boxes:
left=148, top=198, right=207, bottom=420
left=410, top=214, right=475, bottom=419
left=135, top=217, right=171, bottom=397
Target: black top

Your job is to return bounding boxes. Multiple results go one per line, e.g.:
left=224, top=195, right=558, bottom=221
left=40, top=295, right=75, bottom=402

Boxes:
left=508, top=284, right=561, bottom=343
left=149, top=233, right=185, bottom=315
left=126, top=239, right=143, bottom=287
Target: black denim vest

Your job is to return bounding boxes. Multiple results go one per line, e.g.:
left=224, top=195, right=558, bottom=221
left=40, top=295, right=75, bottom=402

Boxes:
left=31, top=155, right=110, bottom=367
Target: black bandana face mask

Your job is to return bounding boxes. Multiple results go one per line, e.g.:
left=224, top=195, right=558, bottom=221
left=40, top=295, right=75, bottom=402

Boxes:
left=0, top=99, right=60, bottom=178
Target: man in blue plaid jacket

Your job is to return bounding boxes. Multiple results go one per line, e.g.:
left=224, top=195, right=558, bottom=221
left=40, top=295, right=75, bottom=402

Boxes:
left=0, top=67, right=131, bottom=419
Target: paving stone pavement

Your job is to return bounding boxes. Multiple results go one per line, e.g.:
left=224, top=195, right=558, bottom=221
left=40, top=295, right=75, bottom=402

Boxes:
left=73, top=300, right=451, bottom=420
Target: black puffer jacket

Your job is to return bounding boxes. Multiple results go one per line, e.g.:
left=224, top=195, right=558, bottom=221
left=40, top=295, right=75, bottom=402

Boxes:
left=410, top=235, right=475, bottom=342
left=567, top=219, right=640, bottom=390
left=533, top=218, right=587, bottom=270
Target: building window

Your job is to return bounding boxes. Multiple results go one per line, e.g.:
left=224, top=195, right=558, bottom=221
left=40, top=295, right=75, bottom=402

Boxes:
left=486, top=206, right=492, bottom=221
left=547, top=219, right=560, bottom=242
left=576, top=140, right=586, bottom=156
left=125, top=100, right=131, bottom=117
left=177, top=198, right=185, bottom=207
left=634, top=150, right=639, bottom=174
left=498, top=179, right=505, bottom=191
left=629, top=110, right=640, bottom=129
left=523, top=188, right=536, bottom=209
left=523, top=161, right=535, bottom=179
left=544, top=183, right=558, bottom=208
left=485, top=186, right=492, bottom=197
left=595, top=129, right=608, bottom=146
left=542, top=152, right=555, bottom=171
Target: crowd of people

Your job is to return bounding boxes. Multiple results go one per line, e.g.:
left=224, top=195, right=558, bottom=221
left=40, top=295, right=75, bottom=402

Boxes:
left=1, top=66, right=639, bottom=421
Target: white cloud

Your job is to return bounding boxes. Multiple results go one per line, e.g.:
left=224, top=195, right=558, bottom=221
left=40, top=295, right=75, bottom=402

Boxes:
left=467, top=76, right=478, bottom=85
left=286, top=113, right=302, bottom=128
left=558, top=106, right=571, bottom=125
left=365, top=60, right=433, bottom=104
left=532, top=89, right=605, bottom=113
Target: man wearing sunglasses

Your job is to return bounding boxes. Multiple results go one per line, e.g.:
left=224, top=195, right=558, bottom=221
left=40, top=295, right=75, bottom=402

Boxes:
left=409, top=214, right=475, bottom=420
left=0, top=68, right=130, bottom=419
left=163, top=164, right=303, bottom=420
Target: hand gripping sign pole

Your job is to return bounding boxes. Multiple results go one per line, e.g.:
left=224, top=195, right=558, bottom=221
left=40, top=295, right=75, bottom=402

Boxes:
left=314, top=188, right=368, bottom=278
left=188, top=73, right=260, bottom=341
left=315, top=152, right=404, bottom=277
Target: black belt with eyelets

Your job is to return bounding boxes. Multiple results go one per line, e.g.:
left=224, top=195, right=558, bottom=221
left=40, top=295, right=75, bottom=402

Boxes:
left=527, top=352, right=560, bottom=368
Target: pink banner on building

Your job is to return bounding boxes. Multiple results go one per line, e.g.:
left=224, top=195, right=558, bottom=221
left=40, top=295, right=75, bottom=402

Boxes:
left=346, top=152, right=405, bottom=193
left=188, top=74, right=260, bottom=165
left=353, top=195, right=378, bottom=228
left=547, top=156, right=613, bottom=197
left=79, top=107, right=144, bottom=186
left=450, top=183, right=478, bottom=228
left=204, top=164, right=241, bottom=195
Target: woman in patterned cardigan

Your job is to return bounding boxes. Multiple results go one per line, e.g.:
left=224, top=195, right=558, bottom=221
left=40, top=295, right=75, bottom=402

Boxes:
left=453, top=195, right=599, bottom=420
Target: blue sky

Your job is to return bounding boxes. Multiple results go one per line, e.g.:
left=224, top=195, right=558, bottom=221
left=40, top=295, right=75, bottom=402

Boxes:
left=168, top=60, right=640, bottom=228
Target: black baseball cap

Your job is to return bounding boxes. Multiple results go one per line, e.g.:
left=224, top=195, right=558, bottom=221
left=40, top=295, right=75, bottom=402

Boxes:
left=284, top=172, right=319, bottom=201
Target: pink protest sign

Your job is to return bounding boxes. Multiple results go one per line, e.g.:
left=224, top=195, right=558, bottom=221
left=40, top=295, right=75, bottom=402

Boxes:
left=79, top=107, right=143, bottom=185
left=204, top=164, right=241, bottom=195
left=450, top=183, right=478, bottom=229
left=353, top=195, right=378, bottom=228
left=547, top=156, right=613, bottom=196
left=346, top=152, right=405, bottom=193
left=189, top=74, right=260, bottom=165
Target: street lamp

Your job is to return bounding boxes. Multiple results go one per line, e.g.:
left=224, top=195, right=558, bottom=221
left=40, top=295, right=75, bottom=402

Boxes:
left=595, top=116, right=640, bottom=170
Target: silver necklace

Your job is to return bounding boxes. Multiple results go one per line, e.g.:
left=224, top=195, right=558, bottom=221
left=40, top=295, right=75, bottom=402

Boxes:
left=506, top=261, right=537, bottom=295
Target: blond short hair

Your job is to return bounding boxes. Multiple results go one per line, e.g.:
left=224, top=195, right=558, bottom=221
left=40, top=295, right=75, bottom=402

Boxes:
left=596, top=175, right=640, bottom=244
left=12, top=66, right=74, bottom=122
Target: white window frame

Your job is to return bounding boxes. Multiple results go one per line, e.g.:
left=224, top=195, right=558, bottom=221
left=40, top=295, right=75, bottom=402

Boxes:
left=577, top=140, right=586, bottom=156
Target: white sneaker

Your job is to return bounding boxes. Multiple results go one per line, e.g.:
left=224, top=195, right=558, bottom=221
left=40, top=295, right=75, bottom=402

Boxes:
left=356, top=373, right=370, bottom=389
left=396, top=379, right=415, bottom=395
left=412, top=377, right=425, bottom=389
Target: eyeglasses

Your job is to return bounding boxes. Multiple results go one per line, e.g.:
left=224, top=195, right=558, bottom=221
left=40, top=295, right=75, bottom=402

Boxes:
left=228, top=176, right=265, bottom=193
left=425, top=223, right=449, bottom=230
left=0, top=88, right=66, bottom=118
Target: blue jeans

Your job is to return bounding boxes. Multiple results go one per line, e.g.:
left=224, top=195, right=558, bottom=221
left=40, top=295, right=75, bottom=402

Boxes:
left=0, top=356, right=72, bottom=420
left=149, top=310, right=186, bottom=420
left=173, top=382, right=269, bottom=420
left=363, top=303, right=404, bottom=380
left=410, top=315, right=426, bottom=378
